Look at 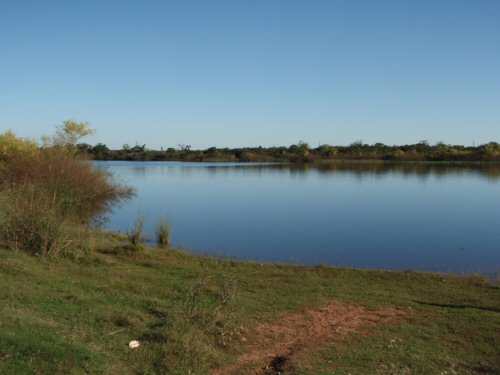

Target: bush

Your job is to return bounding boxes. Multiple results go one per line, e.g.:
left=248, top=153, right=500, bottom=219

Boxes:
left=0, top=184, right=72, bottom=256
left=1, top=150, right=133, bottom=221
left=0, top=130, right=38, bottom=158
left=0, top=148, right=133, bottom=256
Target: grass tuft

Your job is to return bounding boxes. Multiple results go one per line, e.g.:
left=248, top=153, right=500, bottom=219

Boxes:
left=155, top=218, right=171, bottom=248
left=127, top=216, right=145, bottom=251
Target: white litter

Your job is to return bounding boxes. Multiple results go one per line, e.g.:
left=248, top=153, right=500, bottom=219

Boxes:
left=128, top=340, right=140, bottom=349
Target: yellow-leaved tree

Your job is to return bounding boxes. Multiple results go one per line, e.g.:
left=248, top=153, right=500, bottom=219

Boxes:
left=42, top=119, right=95, bottom=151
left=0, top=130, right=38, bottom=160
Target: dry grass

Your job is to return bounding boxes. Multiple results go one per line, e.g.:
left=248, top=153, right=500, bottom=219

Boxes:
left=0, top=149, right=133, bottom=256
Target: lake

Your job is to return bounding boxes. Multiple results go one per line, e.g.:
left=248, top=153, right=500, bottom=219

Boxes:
left=97, top=161, right=500, bottom=275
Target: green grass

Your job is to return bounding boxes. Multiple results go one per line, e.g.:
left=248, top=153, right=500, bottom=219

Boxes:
left=0, top=242, right=499, bottom=374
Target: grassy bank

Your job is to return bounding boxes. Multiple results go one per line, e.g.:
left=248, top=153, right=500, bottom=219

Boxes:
left=0, top=238, right=499, bottom=374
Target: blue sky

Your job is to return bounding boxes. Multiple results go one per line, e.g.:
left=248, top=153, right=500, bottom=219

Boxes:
left=1, top=1, right=499, bottom=149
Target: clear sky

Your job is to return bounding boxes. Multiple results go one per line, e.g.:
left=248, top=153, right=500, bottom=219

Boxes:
left=1, top=1, right=499, bottom=149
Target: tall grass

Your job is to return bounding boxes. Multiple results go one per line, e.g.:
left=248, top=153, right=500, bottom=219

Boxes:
left=127, top=216, right=145, bottom=251
left=155, top=218, right=170, bottom=248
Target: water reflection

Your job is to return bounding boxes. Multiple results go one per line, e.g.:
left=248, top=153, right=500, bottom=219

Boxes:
left=287, top=162, right=500, bottom=180
left=98, top=161, right=500, bottom=274
left=95, top=160, right=500, bottom=180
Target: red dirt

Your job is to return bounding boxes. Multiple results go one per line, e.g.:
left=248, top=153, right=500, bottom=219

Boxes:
left=213, top=301, right=405, bottom=374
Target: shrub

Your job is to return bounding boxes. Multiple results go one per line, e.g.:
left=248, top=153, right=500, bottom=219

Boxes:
left=155, top=218, right=170, bottom=248
left=0, top=146, right=133, bottom=256
left=0, top=184, right=72, bottom=256
left=1, top=150, right=133, bottom=222
left=0, top=130, right=38, bottom=159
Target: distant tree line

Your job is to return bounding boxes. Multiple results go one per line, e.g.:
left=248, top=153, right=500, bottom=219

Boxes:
left=76, top=140, right=500, bottom=163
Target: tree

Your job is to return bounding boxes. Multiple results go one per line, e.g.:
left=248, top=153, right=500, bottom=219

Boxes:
left=0, top=130, right=38, bottom=160
left=131, top=144, right=146, bottom=153
left=43, top=119, right=94, bottom=150
left=76, top=143, right=93, bottom=154
left=318, top=144, right=337, bottom=157
left=178, top=144, right=191, bottom=152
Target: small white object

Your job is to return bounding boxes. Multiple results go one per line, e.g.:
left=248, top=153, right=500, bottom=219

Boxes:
left=128, top=340, right=140, bottom=349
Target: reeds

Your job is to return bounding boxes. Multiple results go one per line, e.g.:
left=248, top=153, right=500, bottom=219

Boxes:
left=127, top=216, right=145, bottom=251
left=155, top=218, right=170, bottom=248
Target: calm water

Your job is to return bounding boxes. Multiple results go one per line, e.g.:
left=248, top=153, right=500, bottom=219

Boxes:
left=97, top=161, right=500, bottom=275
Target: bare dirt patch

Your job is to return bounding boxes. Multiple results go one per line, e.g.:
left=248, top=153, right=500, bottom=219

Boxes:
left=214, top=301, right=405, bottom=374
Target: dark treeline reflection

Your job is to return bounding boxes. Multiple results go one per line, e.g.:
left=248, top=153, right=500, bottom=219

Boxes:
left=159, top=161, right=500, bottom=181
left=287, top=162, right=500, bottom=181
left=97, top=160, right=500, bottom=182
